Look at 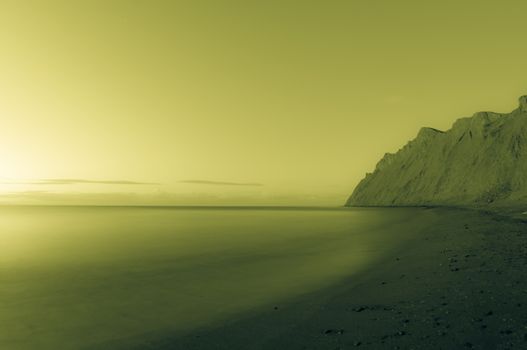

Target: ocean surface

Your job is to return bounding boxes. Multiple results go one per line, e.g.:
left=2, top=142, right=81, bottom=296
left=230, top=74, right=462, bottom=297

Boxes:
left=0, top=206, right=436, bottom=349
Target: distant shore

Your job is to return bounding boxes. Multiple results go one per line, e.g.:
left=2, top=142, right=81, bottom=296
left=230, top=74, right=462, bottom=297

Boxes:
left=128, top=207, right=527, bottom=349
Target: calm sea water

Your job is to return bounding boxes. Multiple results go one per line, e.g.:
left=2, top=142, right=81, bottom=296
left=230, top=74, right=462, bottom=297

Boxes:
left=0, top=206, right=436, bottom=349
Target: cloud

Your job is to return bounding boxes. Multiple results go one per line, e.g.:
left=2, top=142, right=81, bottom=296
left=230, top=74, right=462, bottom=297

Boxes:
left=179, top=180, right=263, bottom=187
left=0, top=190, right=50, bottom=198
left=1, top=178, right=159, bottom=185
left=0, top=190, right=341, bottom=206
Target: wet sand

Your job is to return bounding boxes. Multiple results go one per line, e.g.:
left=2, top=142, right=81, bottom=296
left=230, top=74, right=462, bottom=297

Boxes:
left=121, top=208, right=527, bottom=350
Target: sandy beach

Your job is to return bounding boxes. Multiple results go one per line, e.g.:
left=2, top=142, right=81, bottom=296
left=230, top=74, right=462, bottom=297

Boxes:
left=3, top=206, right=527, bottom=350
left=119, top=207, right=527, bottom=350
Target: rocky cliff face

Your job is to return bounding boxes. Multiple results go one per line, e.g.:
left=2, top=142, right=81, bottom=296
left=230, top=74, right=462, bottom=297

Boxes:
left=346, top=96, right=527, bottom=207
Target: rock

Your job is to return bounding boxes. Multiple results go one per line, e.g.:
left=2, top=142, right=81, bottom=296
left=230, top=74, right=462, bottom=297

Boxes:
left=520, top=95, right=527, bottom=112
left=346, top=96, right=527, bottom=207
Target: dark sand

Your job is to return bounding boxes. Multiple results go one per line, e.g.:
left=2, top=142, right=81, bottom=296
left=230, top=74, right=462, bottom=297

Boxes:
left=118, top=208, right=527, bottom=350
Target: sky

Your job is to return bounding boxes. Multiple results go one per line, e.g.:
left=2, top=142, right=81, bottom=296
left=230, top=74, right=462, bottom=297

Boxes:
left=0, top=0, right=526, bottom=206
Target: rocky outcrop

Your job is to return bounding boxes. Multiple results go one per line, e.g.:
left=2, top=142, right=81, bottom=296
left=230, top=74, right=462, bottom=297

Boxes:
left=346, top=96, right=527, bottom=207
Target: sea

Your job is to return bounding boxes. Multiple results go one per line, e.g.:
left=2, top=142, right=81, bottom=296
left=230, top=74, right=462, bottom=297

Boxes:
left=0, top=206, right=435, bottom=349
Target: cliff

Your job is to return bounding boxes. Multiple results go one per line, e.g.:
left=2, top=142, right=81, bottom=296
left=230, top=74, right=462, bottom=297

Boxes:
left=346, top=96, right=527, bottom=207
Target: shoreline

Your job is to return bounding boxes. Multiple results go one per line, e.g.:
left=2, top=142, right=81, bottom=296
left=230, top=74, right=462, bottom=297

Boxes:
left=119, top=207, right=527, bottom=349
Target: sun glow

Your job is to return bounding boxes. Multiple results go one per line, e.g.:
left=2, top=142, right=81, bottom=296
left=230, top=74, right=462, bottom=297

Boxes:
left=0, top=1, right=526, bottom=206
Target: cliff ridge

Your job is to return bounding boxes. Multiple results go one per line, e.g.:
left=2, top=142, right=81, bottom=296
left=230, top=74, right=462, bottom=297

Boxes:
left=346, top=96, right=527, bottom=207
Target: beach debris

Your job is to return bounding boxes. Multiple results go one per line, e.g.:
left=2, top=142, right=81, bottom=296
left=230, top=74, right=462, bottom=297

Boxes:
left=323, top=329, right=344, bottom=335
left=351, top=305, right=387, bottom=312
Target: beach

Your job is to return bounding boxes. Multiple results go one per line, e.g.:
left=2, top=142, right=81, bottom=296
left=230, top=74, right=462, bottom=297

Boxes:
left=125, top=208, right=527, bottom=350
left=2, top=207, right=527, bottom=349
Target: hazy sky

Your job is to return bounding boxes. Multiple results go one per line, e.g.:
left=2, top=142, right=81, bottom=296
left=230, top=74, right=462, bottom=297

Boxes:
left=0, top=0, right=526, bottom=205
